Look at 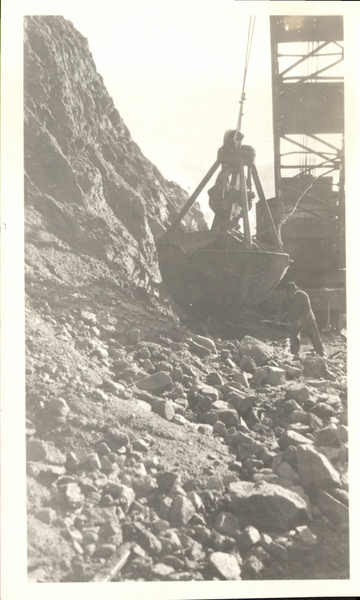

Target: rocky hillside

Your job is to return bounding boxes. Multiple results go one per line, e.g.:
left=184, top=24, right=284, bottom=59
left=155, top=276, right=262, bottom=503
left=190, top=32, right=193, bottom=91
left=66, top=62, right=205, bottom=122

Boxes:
left=25, top=16, right=349, bottom=585
left=24, top=15, right=207, bottom=296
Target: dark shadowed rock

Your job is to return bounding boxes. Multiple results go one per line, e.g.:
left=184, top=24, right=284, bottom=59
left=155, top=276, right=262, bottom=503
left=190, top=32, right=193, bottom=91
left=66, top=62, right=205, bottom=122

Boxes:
left=239, top=355, right=257, bottom=374
left=229, top=394, right=253, bottom=414
left=241, top=555, right=264, bottom=578
left=156, top=471, right=179, bottom=493
left=214, top=512, right=241, bottom=538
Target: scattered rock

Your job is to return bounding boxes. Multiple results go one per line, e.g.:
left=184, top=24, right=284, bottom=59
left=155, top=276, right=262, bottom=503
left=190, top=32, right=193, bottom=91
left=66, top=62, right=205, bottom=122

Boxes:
left=190, top=333, right=217, bottom=354
left=238, top=336, right=274, bottom=366
left=128, top=329, right=141, bottom=344
left=215, top=409, right=239, bottom=427
left=214, top=512, right=241, bottom=537
left=169, top=495, right=196, bottom=527
left=236, top=525, right=261, bottom=551
left=35, top=507, right=56, bottom=524
left=315, top=425, right=340, bottom=448
left=206, top=476, right=224, bottom=492
left=310, top=402, right=337, bottom=418
left=296, top=444, right=342, bottom=488
left=49, top=398, right=70, bottom=416
left=294, top=525, right=317, bottom=545
left=335, top=424, right=348, bottom=443
left=156, top=471, right=179, bottom=493
left=187, top=339, right=212, bottom=358
left=253, top=366, right=286, bottom=386
left=284, top=384, right=310, bottom=404
left=152, top=399, right=175, bottom=421
left=279, top=363, right=303, bottom=379
left=229, top=394, right=253, bottom=414
left=229, top=481, right=308, bottom=531
left=239, top=356, right=257, bottom=374
left=191, top=381, right=219, bottom=403
left=27, top=440, right=65, bottom=464
left=209, top=551, right=241, bottom=580
left=241, top=555, right=264, bottom=578
left=279, top=430, right=314, bottom=450
left=136, top=371, right=172, bottom=393
left=303, top=356, right=336, bottom=380
left=316, top=489, right=349, bottom=524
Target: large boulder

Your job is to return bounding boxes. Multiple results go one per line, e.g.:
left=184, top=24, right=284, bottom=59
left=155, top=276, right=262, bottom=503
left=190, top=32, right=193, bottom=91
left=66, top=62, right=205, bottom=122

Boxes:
left=296, top=444, right=341, bottom=488
left=208, top=552, right=241, bottom=580
left=252, top=366, right=286, bottom=386
left=169, top=494, right=196, bottom=527
left=302, top=356, right=336, bottom=380
left=189, top=333, right=217, bottom=354
left=152, top=399, right=175, bottom=421
left=316, top=489, right=349, bottom=524
left=238, top=336, right=273, bottom=367
left=190, top=381, right=219, bottom=403
left=214, top=409, right=239, bottom=427
left=187, top=339, right=212, bottom=358
left=229, top=481, right=308, bottom=531
left=279, top=430, right=314, bottom=450
left=136, top=371, right=172, bottom=393
left=284, top=384, right=310, bottom=404
left=315, top=425, right=340, bottom=448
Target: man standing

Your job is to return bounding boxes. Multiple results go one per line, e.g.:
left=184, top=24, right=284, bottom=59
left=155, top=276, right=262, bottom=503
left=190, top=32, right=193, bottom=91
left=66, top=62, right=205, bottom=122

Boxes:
left=276, top=282, right=324, bottom=357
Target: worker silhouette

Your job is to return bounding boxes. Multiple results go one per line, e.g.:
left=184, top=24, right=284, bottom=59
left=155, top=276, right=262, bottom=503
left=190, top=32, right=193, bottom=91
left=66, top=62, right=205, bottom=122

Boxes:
left=276, top=282, right=324, bottom=357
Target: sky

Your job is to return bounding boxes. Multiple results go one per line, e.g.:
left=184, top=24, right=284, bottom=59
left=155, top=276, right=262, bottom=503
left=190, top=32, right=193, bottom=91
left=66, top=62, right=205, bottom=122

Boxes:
left=62, top=0, right=276, bottom=223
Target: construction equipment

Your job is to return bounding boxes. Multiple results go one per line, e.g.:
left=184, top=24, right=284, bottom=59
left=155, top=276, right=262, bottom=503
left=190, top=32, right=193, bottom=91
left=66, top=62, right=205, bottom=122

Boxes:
left=157, top=19, right=290, bottom=323
left=257, top=15, right=346, bottom=328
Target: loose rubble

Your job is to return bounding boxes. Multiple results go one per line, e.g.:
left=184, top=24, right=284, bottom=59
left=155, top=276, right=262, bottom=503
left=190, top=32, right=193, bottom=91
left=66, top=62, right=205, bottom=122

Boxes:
left=26, top=291, right=349, bottom=582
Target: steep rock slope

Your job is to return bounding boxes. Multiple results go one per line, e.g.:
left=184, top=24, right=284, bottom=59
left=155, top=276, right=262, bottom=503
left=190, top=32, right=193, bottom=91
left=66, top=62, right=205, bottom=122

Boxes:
left=24, top=15, right=207, bottom=293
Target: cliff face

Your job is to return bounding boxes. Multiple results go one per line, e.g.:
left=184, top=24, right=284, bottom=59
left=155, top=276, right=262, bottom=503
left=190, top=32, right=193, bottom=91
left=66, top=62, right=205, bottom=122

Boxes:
left=24, top=15, right=207, bottom=293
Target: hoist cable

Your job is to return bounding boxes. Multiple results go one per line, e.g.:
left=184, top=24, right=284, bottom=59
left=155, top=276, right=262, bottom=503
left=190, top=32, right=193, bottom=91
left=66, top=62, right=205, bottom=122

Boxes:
left=236, top=16, right=256, bottom=134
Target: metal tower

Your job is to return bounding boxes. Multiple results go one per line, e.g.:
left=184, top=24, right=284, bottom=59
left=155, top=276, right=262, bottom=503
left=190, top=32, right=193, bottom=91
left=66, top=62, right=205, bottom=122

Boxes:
left=267, top=15, right=345, bottom=288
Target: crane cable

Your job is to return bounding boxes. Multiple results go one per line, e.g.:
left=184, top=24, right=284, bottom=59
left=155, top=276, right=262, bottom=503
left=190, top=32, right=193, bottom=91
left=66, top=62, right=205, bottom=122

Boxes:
left=278, top=173, right=323, bottom=232
left=236, top=15, right=256, bottom=136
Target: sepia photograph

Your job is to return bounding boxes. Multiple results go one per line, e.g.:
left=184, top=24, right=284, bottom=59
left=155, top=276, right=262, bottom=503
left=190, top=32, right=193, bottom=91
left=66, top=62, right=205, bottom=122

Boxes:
left=2, top=0, right=360, bottom=598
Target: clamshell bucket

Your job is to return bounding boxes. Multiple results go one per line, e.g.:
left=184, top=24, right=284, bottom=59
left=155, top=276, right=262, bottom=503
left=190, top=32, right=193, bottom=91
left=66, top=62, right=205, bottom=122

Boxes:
left=157, top=132, right=290, bottom=323
left=157, top=229, right=290, bottom=321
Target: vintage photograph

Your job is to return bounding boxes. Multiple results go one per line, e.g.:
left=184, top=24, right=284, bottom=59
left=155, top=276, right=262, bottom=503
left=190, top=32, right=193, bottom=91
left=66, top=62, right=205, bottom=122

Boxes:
left=2, top=0, right=359, bottom=596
